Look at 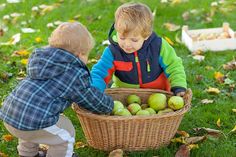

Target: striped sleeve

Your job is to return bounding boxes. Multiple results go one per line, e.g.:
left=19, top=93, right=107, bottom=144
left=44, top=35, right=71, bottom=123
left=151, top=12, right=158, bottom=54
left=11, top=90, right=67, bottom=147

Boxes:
left=69, top=68, right=114, bottom=114
left=91, top=47, right=115, bottom=92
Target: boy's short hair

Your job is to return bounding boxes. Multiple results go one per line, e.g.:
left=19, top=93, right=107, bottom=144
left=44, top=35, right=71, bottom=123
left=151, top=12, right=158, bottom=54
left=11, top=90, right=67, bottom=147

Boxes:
left=49, top=22, right=95, bottom=55
left=114, top=3, right=153, bottom=38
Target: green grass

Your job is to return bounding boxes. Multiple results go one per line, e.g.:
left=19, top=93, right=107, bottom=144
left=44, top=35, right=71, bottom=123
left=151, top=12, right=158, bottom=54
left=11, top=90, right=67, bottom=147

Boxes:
left=0, top=0, right=236, bottom=156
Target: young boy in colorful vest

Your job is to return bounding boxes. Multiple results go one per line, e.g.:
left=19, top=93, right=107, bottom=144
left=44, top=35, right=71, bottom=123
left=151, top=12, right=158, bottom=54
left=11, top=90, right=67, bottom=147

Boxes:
left=0, top=22, right=114, bottom=157
left=91, top=2, right=187, bottom=96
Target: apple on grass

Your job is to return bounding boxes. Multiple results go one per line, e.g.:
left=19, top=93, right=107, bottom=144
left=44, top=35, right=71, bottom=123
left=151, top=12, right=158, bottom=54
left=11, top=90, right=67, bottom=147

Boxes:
left=112, top=101, right=124, bottom=114
left=148, top=93, right=167, bottom=111
left=127, top=103, right=141, bottom=115
left=126, top=94, right=141, bottom=104
left=168, top=96, right=184, bottom=110
left=114, top=108, right=132, bottom=116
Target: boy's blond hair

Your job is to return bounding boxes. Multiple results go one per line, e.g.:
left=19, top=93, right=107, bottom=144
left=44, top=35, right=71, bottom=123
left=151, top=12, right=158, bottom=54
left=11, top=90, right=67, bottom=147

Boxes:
left=114, top=3, right=153, bottom=38
left=49, top=22, right=94, bottom=55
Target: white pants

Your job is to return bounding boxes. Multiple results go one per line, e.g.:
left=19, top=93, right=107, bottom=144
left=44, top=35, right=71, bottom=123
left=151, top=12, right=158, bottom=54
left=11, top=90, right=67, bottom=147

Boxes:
left=4, top=115, right=75, bottom=157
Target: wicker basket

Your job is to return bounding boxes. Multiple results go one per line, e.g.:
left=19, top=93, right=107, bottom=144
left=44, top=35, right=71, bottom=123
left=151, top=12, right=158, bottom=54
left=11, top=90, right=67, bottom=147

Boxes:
left=73, top=88, right=192, bottom=151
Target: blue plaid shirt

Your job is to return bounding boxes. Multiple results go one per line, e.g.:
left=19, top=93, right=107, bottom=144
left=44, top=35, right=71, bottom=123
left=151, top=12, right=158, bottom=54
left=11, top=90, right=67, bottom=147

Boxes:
left=0, top=47, right=114, bottom=130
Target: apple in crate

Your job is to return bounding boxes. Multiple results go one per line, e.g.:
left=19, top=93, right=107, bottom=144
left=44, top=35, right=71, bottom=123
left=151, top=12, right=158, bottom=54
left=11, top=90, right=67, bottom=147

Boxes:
left=144, top=107, right=156, bottom=115
left=168, top=96, right=184, bottom=110
left=112, top=101, right=124, bottom=114
left=127, top=103, right=141, bottom=115
left=126, top=94, right=141, bottom=104
left=114, top=108, right=132, bottom=116
left=147, top=93, right=167, bottom=111
left=136, top=110, right=150, bottom=116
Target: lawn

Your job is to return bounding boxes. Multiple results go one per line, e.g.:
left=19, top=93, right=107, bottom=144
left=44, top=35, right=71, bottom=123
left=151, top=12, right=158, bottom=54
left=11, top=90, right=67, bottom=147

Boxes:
left=0, top=0, right=236, bottom=157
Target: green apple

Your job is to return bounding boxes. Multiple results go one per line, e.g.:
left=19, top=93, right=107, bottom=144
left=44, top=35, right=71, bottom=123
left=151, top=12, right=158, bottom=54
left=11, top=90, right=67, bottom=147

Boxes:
left=136, top=110, right=150, bottom=116
left=112, top=101, right=124, bottom=114
left=127, top=103, right=141, bottom=115
left=148, top=93, right=167, bottom=111
left=168, top=96, right=184, bottom=110
left=126, top=94, right=141, bottom=104
left=114, top=108, right=132, bottom=116
left=144, top=107, right=156, bottom=115
left=157, top=108, right=174, bottom=115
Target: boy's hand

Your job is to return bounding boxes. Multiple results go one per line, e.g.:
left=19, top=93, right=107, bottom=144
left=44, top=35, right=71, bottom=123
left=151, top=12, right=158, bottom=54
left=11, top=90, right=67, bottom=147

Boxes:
left=176, top=91, right=186, bottom=97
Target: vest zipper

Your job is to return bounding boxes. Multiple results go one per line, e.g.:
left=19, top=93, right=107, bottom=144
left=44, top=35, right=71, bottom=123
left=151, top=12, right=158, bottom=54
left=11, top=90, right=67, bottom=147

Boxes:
left=134, top=51, right=143, bottom=86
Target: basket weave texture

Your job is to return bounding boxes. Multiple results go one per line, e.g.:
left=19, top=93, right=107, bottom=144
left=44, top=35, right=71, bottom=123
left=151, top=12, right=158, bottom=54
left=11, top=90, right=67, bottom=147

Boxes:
left=73, top=88, right=192, bottom=151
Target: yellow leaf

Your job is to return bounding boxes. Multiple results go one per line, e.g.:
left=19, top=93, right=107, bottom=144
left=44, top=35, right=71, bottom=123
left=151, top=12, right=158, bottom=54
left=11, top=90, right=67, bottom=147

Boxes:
left=0, top=152, right=8, bottom=157
left=214, top=72, right=224, bottom=80
left=35, top=37, right=42, bottom=43
left=68, top=20, right=76, bottom=23
left=74, top=141, right=87, bottom=149
left=188, top=144, right=199, bottom=150
left=16, top=50, right=30, bottom=56
left=230, top=125, right=236, bottom=133
left=2, top=134, right=14, bottom=142
left=216, top=118, right=221, bottom=128
left=171, top=137, right=186, bottom=144
left=207, top=87, right=220, bottom=94
left=232, top=109, right=236, bottom=113
left=164, top=36, right=174, bottom=46
left=177, top=130, right=190, bottom=137
left=21, top=59, right=28, bottom=65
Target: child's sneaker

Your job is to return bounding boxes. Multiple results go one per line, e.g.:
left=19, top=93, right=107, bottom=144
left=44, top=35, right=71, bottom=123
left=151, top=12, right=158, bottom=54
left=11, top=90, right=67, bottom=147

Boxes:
left=72, top=152, right=79, bottom=157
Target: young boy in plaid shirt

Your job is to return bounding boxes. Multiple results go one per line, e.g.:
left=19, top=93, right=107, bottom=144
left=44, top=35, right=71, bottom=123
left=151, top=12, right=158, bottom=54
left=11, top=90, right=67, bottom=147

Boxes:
left=0, top=22, right=114, bottom=157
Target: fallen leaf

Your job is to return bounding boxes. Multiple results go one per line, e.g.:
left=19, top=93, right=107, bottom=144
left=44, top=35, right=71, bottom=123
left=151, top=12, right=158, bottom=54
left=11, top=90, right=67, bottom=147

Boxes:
left=12, top=50, right=30, bottom=56
left=35, top=37, right=43, bottom=43
left=175, top=145, right=190, bottom=157
left=185, top=136, right=206, bottom=144
left=0, top=152, right=8, bottom=157
left=21, top=59, right=28, bottom=65
left=7, top=0, right=21, bottom=3
left=194, top=127, right=223, bottom=138
left=192, top=55, right=205, bottom=62
left=163, top=22, right=180, bottom=32
left=0, top=28, right=4, bottom=36
left=201, top=99, right=214, bottom=104
left=102, top=40, right=110, bottom=46
left=216, top=118, right=221, bottom=128
left=229, top=125, right=236, bottom=133
left=21, top=28, right=38, bottom=33
left=232, top=109, right=236, bottom=113
left=177, top=130, right=190, bottom=137
left=164, top=36, right=174, bottom=46
left=223, top=60, right=236, bottom=70
left=171, top=137, right=186, bottom=144
left=182, top=11, right=190, bottom=21
left=206, top=87, right=220, bottom=94
left=109, top=149, right=124, bottom=157
left=2, top=134, right=14, bottom=142
left=188, top=144, right=199, bottom=150
left=0, top=33, right=21, bottom=46
left=224, top=78, right=234, bottom=85
left=205, top=66, right=214, bottom=70
left=214, top=72, right=224, bottom=83
left=74, top=141, right=87, bottom=149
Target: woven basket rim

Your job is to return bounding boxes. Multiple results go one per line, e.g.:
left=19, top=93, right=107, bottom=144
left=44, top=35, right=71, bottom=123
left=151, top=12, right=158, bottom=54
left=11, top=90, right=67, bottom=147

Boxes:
left=73, top=88, right=192, bottom=120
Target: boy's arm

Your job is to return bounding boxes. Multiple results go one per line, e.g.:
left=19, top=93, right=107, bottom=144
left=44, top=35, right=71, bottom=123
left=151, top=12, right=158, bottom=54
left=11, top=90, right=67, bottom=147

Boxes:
left=70, top=69, right=114, bottom=114
left=159, top=38, right=187, bottom=95
left=91, top=47, right=115, bottom=92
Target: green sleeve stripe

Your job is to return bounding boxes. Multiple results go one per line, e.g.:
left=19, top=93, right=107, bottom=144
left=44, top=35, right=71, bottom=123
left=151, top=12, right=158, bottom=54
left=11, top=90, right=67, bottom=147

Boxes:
left=159, top=38, right=187, bottom=88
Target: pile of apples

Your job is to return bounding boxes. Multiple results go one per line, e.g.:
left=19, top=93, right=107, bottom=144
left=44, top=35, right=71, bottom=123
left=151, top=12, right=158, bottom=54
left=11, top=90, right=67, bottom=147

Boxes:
left=190, top=32, right=230, bottom=41
left=112, top=93, right=185, bottom=116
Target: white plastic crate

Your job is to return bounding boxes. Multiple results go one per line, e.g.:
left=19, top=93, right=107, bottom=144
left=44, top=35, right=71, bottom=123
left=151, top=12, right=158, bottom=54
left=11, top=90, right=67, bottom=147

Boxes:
left=182, top=23, right=236, bottom=52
